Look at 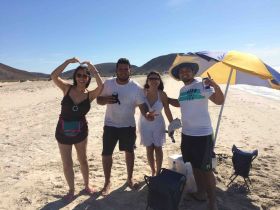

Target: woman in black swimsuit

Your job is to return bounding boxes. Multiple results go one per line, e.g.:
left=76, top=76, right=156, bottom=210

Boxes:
left=51, top=57, right=103, bottom=200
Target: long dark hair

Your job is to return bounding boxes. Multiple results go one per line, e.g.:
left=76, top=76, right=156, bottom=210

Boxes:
left=73, top=66, right=91, bottom=88
left=144, top=71, right=164, bottom=91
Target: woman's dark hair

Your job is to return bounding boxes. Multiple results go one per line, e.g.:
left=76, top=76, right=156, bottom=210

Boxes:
left=144, top=71, right=164, bottom=91
left=73, top=66, right=91, bottom=88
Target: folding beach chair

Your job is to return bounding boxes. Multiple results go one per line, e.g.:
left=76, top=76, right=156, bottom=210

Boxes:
left=227, top=145, right=258, bottom=190
left=144, top=168, right=186, bottom=210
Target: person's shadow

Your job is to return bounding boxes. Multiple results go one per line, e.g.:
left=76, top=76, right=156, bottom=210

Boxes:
left=40, top=190, right=86, bottom=210
left=40, top=181, right=148, bottom=210
left=72, top=181, right=148, bottom=210
left=180, top=184, right=261, bottom=210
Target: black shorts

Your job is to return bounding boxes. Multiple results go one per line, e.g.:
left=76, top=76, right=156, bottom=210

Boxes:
left=102, top=126, right=136, bottom=156
left=181, top=134, right=214, bottom=171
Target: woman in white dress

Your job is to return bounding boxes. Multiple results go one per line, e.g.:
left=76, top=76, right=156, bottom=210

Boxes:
left=139, top=71, right=174, bottom=176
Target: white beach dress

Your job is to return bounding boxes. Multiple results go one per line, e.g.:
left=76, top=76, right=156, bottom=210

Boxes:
left=139, top=92, right=166, bottom=147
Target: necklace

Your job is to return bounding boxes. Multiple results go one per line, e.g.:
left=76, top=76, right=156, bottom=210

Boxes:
left=72, top=105, right=78, bottom=112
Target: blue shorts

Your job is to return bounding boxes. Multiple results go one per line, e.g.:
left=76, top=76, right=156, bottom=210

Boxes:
left=181, top=134, right=214, bottom=171
left=102, top=126, right=136, bottom=156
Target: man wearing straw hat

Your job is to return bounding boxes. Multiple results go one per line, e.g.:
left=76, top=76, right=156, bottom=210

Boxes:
left=169, top=61, right=224, bottom=210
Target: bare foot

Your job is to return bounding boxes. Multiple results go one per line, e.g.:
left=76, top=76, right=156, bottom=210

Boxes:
left=127, top=179, right=139, bottom=190
left=84, top=186, right=96, bottom=195
left=63, top=190, right=74, bottom=202
left=101, top=182, right=111, bottom=196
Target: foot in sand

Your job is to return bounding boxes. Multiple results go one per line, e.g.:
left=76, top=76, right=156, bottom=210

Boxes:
left=126, top=179, right=139, bottom=190
left=63, top=190, right=75, bottom=202
left=84, top=186, right=97, bottom=195
left=101, top=182, right=111, bottom=196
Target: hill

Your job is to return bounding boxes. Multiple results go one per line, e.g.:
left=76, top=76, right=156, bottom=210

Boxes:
left=62, top=63, right=139, bottom=78
left=0, top=53, right=180, bottom=81
left=135, top=53, right=178, bottom=74
left=30, top=72, right=50, bottom=79
left=0, top=63, right=49, bottom=82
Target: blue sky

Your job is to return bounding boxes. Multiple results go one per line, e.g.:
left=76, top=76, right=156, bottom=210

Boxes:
left=1, top=0, right=280, bottom=73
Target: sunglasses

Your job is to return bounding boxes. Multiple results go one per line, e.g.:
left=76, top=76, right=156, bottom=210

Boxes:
left=76, top=73, right=89, bottom=79
left=148, top=77, right=160, bottom=81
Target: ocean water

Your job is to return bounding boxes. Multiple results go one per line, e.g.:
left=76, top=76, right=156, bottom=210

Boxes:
left=232, top=84, right=280, bottom=101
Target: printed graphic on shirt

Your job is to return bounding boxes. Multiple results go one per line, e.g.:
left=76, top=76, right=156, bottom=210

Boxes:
left=179, top=88, right=205, bottom=101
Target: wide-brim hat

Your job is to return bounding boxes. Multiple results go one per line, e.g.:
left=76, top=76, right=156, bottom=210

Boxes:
left=169, top=55, right=199, bottom=81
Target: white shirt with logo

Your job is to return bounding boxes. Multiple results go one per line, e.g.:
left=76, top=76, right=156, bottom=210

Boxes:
left=179, top=78, right=214, bottom=136
left=100, top=78, right=145, bottom=127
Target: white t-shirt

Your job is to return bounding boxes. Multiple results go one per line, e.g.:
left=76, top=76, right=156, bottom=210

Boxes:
left=100, top=78, right=145, bottom=127
left=179, top=78, right=214, bottom=136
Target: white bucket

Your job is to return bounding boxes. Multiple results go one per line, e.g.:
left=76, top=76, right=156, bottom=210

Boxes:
left=168, top=154, right=197, bottom=193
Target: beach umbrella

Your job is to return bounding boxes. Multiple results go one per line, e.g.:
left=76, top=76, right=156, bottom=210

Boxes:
left=169, top=50, right=280, bottom=142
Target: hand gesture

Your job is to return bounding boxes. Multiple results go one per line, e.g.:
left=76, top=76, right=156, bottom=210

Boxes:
left=145, top=110, right=158, bottom=121
left=66, top=57, right=80, bottom=64
left=80, top=61, right=99, bottom=74
left=204, top=73, right=218, bottom=88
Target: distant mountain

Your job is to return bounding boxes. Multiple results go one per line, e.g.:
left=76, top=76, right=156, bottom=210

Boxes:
left=135, top=53, right=179, bottom=74
left=62, top=63, right=138, bottom=78
left=0, top=63, right=49, bottom=82
left=30, top=72, right=50, bottom=79
left=0, top=53, right=181, bottom=81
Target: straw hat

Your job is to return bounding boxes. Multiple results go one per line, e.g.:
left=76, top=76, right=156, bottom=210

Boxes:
left=169, top=55, right=199, bottom=81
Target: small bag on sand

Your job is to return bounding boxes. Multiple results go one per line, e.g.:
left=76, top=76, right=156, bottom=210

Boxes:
left=144, top=168, right=186, bottom=210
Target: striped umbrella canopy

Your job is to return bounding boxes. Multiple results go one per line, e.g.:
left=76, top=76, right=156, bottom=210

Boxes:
left=169, top=50, right=280, bottom=88
left=169, top=50, right=280, bottom=142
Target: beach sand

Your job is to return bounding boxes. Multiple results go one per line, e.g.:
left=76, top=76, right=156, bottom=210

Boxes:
left=0, top=76, right=280, bottom=210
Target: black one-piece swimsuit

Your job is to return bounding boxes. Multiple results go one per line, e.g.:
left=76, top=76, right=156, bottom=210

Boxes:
left=55, top=86, right=90, bottom=145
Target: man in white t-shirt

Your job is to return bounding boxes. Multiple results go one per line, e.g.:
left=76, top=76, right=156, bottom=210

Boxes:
left=169, top=62, right=224, bottom=210
left=97, top=58, right=153, bottom=196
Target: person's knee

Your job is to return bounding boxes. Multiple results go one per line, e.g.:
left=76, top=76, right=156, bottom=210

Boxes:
left=154, top=146, right=162, bottom=153
left=62, top=159, right=74, bottom=170
left=77, top=155, right=88, bottom=166
left=102, top=147, right=114, bottom=156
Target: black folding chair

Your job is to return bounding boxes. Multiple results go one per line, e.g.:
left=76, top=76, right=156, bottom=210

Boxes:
left=144, top=168, right=186, bottom=210
left=227, top=145, right=258, bottom=190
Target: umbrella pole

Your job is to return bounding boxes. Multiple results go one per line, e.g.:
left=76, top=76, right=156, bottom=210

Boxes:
left=214, top=67, right=234, bottom=144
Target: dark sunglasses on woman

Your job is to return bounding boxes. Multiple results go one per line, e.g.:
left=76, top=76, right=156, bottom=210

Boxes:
left=76, top=73, right=89, bottom=79
left=148, top=77, right=160, bottom=80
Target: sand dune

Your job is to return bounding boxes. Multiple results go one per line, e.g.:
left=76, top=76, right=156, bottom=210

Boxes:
left=0, top=76, right=280, bottom=210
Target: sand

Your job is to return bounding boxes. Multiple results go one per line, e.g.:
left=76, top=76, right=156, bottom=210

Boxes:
left=0, top=76, right=279, bottom=210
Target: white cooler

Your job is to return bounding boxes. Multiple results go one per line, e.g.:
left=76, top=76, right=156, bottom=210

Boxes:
left=168, top=154, right=197, bottom=193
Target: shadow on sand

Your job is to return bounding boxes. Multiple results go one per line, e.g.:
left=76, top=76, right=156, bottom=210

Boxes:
left=72, top=181, right=148, bottom=210
left=181, top=184, right=261, bottom=210
left=40, top=180, right=261, bottom=210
